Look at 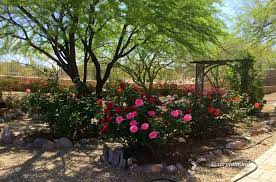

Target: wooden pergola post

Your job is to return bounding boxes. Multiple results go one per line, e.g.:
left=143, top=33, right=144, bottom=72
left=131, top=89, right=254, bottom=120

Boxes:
left=195, top=63, right=205, bottom=95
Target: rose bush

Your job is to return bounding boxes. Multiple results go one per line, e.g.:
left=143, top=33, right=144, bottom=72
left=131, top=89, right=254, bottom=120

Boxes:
left=98, top=82, right=163, bottom=145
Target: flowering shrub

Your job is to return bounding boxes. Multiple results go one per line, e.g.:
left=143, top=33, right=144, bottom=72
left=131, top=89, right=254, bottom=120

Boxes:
left=99, top=82, right=162, bottom=145
left=162, top=88, right=231, bottom=137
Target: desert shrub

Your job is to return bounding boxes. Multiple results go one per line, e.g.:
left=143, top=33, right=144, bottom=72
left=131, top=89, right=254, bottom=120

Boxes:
left=21, top=91, right=101, bottom=139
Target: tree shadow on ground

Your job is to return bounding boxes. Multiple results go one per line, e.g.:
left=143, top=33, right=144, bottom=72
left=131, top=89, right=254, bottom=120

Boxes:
left=0, top=144, right=196, bottom=182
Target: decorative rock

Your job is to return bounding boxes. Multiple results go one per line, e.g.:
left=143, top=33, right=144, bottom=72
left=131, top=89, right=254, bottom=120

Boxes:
left=108, top=148, right=121, bottom=167
left=13, top=138, right=26, bottom=147
left=79, top=139, right=90, bottom=145
left=223, top=149, right=236, bottom=156
left=176, top=163, right=185, bottom=171
left=1, top=127, right=14, bottom=144
left=42, top=141, right=55, bottom=151
left=14, top=109, right=24, bottom=117
left=213, top=149, right=223, bottom=155
left=26, top=142, right=34, bottom=150
left=55, top=137, right=73, bottom=150
left=3, top=114, right=14, bottom=121
left=31, top=114, right=40, bottom=120
left=225, top=140, right=247, bottom=150
left=118, top=152, right=127, bottom=169
left=166, top=165, right=178, bottom=173
left=264, top=125, right=273, bottom=132
left=127, top=157, right=134, bottom=167
left=33, top=138, right=52, bottom=149
left=196, top=156, right=207, bottom=163
left=178, top=137, right=186, bottom=143
left=102, top=144, right=110, bottom=162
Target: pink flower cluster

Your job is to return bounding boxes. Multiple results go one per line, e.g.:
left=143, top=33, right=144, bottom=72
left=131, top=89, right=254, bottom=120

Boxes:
left=170, top=109, right=192, bottom=122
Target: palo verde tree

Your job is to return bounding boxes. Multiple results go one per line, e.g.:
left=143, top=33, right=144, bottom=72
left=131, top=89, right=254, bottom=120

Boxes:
left=237, top=0, right=275, bottom=45
left=0, top=0, right=223, bottom=95
left=117, top=45, right=174, bottom=94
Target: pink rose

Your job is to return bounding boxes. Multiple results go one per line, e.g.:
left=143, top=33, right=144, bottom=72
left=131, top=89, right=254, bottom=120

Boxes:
left=116, top=116, right=124, bottom=124
left=170, top=110, right=181, bottom=118
left=147, top=110, right=156, bottom=117
left=140, top=123, right=149, bottom=130
left=130, top=125, right=138, bottom=133
left=132, top=111, right=138, bottom=117
left=126, top=112, right=134, bottom=120
left=25, top=89, right=31, bottom=93
left=135, top=99, right=144, bottom=107
left=130, top=120, right=138, bottom=126
left=149, top=131, right=158, bottom=139
left=182, top=114, right=192, bottom=122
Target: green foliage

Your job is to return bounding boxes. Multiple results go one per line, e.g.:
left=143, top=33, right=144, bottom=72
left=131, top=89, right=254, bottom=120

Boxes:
left=236, top=0, right=275, bottom=45
left=0, top=0, right=224, bottom=94
left=21, top=91, right=101, bottom=139
left=225, top=58, right=264, bottom=102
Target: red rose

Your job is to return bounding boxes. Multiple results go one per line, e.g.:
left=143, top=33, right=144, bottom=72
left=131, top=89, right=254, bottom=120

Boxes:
left=104, top=108, right=109, bottom=115
left=115, top=107, right=121, bottom=114
left=120, top=82, right=126, bottom=90
left=129, top=105, right=136, bottom=111
left=149, top=96, right=155, bottom=104
left=100, top=118, right=105, bottom=123
left=208, top=106, right=214, bottom=113
left=106, top=115, right=112, bottom=122
left=101, top=124, right=108, bottom=134
left=187, top=109, right=192, bottom=113
left=97, top=99, right=103, bottom=107
left=107, top=101, right=114, bottom=110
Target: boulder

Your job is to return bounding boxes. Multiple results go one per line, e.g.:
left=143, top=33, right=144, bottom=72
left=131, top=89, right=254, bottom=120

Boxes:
left=26, top=142, right=34, bottom=150
left=225, top=140, right=247, bottom=150
left=108, top=148, right=122, bottom=167
left=118, top=152, right=127, bottom=169
left=1, top=127, right=14, bottom=144
left=55, top=137, right=73, bottom=150
left=42, top=141, right=55, bottom=151
left=33, top=138, right=52, bottom=149
left=13, top=138, right=26, bottom=147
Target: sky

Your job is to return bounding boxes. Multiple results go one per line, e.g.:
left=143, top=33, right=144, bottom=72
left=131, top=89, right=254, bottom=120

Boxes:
left=218, top=0, right=244, bottom=31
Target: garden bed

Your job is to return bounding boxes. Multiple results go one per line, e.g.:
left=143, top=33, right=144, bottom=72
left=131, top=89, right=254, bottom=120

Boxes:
left=0, top=113, right=275, bottom=182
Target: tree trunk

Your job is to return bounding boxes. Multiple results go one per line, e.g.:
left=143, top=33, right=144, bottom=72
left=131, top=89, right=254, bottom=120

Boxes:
left=95, top=80, right=104, bottom=97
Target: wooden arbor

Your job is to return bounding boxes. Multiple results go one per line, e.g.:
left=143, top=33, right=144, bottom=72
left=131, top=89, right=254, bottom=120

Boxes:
left=191, top=58, right=253, bottom=95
